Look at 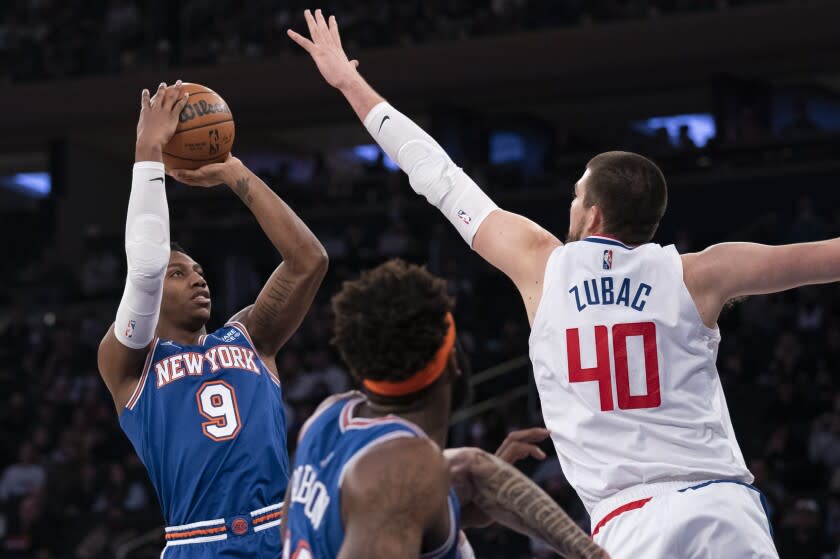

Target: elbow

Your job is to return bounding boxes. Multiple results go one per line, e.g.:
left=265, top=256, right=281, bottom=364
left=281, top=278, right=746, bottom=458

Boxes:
left=447, top=447, right=488, bottom=488
left=310, top=243, right=329, bottom=276
left=299, top=242, right=329, bottom=280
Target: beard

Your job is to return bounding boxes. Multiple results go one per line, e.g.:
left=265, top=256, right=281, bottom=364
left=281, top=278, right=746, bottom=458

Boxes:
left=566, top=227, right=583, bottom=243
left=566, top=213, right=587, bottom=243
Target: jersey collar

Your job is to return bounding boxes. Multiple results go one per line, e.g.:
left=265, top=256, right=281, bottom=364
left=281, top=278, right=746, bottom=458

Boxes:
left=583, top=235, right=636, bottom=250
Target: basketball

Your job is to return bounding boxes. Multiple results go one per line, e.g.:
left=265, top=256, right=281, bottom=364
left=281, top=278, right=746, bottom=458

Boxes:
left=162, top=83, right=235, bottom=171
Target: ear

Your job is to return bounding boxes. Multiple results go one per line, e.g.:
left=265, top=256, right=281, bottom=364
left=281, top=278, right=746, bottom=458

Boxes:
left=585, top=204, right=604, bottom=235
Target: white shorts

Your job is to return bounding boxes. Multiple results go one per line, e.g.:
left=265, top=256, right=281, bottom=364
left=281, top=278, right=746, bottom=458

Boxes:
left=591, top=480, right=778, bottom=559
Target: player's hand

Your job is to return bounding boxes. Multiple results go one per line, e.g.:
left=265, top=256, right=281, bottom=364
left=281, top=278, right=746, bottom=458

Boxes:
left=495, top=427, right=550, bottom=464
left=287, top=9, right=361, bottom=91
left=168, top=154, right=243, bottom=188
left=136, top=81, right=189, bottom=158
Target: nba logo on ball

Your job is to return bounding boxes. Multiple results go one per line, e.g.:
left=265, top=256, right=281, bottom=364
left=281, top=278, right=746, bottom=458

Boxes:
left=603, top=250, right=613, bottom=270
left=231, top=517, right=248, bottom=536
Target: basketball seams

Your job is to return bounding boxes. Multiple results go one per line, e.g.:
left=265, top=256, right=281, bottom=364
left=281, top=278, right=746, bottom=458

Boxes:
left=173, top=119, right=234, bottom=134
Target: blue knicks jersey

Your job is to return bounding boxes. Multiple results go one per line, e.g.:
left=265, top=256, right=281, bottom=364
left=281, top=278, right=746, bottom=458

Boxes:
left=119, top=321, right=289, bottom=526
left=284, top=395, right=461, bottom=559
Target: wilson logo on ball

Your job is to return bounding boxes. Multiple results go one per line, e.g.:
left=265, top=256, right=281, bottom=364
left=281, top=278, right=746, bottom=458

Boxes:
left=179, top=99, right=231, bottom=123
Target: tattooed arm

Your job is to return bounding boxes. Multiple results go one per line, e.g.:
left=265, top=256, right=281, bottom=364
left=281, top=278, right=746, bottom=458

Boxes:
left=446, top=448, right=609, bottom=559
left=170, top=157, right=328, bottom=371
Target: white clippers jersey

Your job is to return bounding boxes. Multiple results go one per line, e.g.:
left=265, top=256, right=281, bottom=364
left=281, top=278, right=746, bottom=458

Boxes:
left=529, top=236, right=752, bottom=514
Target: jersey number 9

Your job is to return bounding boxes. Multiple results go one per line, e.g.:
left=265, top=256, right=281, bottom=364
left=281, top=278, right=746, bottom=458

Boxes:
left=196, top=380, right=242, bottom=441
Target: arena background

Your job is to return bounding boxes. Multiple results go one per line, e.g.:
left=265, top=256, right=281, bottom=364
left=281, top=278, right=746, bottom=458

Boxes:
left=1, top=0, right=840, bottom=557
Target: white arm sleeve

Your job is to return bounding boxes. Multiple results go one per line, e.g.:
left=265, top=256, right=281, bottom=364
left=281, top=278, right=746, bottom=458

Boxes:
left=363, top=102, right=498, bottom=247
left=114, top=162, right=170, bottom=349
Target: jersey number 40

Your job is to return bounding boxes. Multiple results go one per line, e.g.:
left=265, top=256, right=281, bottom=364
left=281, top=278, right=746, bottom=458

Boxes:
left=566, top=321, right=661, bottom=411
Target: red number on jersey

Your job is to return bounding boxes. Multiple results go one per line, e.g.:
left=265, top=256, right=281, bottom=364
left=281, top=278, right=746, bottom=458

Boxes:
left=566, top=326, right=613, bottom=411
left=566, top=321, right=661, bottom=411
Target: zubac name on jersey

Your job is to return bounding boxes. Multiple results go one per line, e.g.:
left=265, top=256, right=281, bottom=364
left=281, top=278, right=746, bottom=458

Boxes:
left=569, top=276, right=653, bottom=313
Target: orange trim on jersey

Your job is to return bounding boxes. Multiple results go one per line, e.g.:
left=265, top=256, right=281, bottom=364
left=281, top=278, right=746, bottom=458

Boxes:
left=339, top=398, right=427, bottom=436
left=165, top=525, right=227, bottom=540
left=252, top=510, right=284, bottom=525
left=126, top=337, right=159, bottom=410
left=591, top=497, right=652, bottom=537
left=291, top=541, right=312, bottom=559
left=363, top=313, right=456, bottom=397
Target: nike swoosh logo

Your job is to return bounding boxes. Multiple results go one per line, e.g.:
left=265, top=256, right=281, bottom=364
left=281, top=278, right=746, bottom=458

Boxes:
left=378, top=115, right=390, bottom=133
left=149, top=177, right=164, bottom=183
left=319, top=452, right=335, bottom=468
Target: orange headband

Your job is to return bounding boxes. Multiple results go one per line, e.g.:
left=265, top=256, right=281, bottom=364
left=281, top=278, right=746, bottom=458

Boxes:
left=363, top=312, right=457, bottom=397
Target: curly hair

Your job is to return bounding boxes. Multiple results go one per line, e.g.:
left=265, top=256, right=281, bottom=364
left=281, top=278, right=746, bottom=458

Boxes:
left=331, top=259, right=453, bottom=384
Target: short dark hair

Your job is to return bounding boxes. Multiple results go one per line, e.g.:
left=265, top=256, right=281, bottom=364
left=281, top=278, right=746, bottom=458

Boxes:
left=584, top=151, right=668, bottom=245
left=331, top=259, right=453, bottom=384
left=170, top=241, right=187, bottom=254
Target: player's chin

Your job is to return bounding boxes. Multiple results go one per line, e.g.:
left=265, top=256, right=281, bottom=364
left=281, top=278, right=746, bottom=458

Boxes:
left=190, top=303, right=212, bottom=322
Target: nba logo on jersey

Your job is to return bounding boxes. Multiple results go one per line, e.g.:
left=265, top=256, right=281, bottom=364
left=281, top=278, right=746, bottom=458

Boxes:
left=602, top=250, right=613, bottom=270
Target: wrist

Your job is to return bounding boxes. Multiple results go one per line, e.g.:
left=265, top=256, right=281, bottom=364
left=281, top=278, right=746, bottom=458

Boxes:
left=337, top=71, right=366, bottom=96
left=135, top=142, right=163, bottom=163
left=222, top=158, right=247, bottom=186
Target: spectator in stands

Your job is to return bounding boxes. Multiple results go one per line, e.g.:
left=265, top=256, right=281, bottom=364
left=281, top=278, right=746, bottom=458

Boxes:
left=0, top=442, right=45, bottom=501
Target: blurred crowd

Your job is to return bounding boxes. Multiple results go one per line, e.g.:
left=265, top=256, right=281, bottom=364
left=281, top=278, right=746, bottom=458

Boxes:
left=0, top=0, right=789, bottom=82
left=1, top=149, right=839, bottom=557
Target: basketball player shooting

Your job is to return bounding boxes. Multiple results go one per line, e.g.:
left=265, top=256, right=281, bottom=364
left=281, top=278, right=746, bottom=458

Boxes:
left=284, top=10, right=838, bottom=557
left=97, top=81, right=328, bottom=558
left=282, top=260, right=607, bottom=559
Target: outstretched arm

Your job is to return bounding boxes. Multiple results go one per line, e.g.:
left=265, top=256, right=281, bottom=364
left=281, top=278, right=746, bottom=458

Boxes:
left=339, top=438, right=451, bottom=559
left=446, top=448, right=609, bottom=559
left=98, top=82, right=188, bottom=411
left=170, top=159, right=328, bottom=368
left=683, top=239, right=840, bottom=328
left=288, top=10, right=560, bottom=323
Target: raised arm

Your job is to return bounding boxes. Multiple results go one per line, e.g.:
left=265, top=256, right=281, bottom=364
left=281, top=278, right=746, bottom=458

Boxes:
left=169, top=158, right=328, bottom=368
left=445, top=447, right=609, bottom=559
left=288, top=9, right=560, bottom=322
left=682, top=239, right=840, bottom=328
left=98, top=82, right=188, bottom=411
left=339, top=437, right=452, bottom=559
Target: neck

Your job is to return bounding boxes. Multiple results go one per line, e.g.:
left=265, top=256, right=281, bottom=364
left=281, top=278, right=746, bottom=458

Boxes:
left=589, top=231, right=638, bottom=247
left=359, top=385, right=451, bottom=447
left=155, top=321, right=205, bottom=346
